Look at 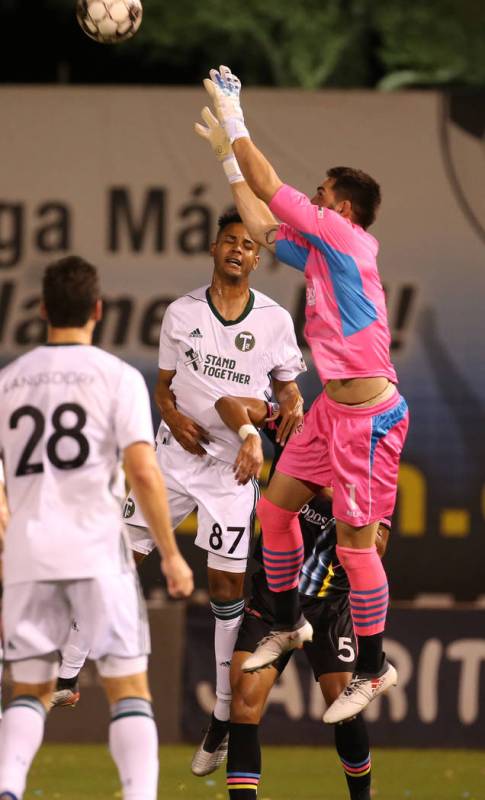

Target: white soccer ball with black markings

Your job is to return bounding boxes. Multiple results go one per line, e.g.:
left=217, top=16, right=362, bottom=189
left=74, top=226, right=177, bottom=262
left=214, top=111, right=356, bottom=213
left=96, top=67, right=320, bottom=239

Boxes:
left=76, top=0, right=143, bottom=44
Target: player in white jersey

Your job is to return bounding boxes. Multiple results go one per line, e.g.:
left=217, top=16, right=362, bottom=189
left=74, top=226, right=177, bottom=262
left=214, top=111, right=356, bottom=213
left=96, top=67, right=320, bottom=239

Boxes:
left=0, top=256, right=193, bottom=800
left=124, top=209, right=306, bottom=774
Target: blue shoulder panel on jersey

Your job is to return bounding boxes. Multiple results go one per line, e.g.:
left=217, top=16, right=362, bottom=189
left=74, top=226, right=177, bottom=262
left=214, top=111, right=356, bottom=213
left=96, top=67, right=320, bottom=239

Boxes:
left=275, top=238, right=309, bottom=272
left=299, top=232, right=378, bottom=336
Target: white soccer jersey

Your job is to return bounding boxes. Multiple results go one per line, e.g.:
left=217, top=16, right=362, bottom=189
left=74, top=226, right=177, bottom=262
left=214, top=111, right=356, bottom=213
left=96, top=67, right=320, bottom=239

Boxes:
left=158, top=285, right=305, bottom=463
left=0, top=344, right=154, bottom=586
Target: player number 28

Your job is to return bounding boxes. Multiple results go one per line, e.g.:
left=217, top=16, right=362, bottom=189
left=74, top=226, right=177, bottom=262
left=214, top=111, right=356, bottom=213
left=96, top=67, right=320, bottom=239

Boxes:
left=209, top=523, right=245, bottom=554
left=9, top=403, right=90, bottom=476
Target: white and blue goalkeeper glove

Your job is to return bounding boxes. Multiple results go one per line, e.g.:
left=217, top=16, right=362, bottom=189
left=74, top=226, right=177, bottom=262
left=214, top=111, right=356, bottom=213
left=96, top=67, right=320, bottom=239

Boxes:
left=203, top=65, right=250, bottom=144
left=194, top=106, right=244, bottom=184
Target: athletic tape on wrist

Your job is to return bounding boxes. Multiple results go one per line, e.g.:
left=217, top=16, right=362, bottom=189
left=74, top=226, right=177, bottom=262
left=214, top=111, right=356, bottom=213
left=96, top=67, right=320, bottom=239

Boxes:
left=238, top=424, right=259, bottom=441
left=222, top=156, right=244, bottom=184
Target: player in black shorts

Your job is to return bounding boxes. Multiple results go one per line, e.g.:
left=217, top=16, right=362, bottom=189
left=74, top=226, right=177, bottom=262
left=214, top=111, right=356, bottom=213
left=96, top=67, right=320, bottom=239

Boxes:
left=214, top=395, right=389, bottom=800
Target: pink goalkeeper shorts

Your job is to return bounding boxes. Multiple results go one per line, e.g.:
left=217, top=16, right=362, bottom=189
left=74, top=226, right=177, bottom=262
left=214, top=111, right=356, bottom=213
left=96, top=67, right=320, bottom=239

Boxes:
left=276, top=389, right=409, bottom=526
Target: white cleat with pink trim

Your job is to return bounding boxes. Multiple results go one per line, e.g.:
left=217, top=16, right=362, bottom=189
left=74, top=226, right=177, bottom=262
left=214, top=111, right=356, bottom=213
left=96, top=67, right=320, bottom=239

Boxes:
left=323, top=660, right=397, bottom=724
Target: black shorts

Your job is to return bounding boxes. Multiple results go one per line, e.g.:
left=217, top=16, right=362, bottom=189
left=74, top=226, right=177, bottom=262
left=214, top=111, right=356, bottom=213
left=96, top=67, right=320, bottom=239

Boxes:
left=235, top=570, right=356, bottom=680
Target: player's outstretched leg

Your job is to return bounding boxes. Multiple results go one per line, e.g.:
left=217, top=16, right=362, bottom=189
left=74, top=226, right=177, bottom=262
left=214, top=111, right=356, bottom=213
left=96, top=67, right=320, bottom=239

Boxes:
left=192, top=567, right=245, bottom=776
left=324, top=538, right=395, bottom=723
left=242, top=496, right=312, bottom=673
left=51, top=619, right=89, bottom=708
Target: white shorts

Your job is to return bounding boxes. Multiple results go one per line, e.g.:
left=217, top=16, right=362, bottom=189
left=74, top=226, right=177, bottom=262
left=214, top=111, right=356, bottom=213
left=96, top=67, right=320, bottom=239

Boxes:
left=2, top=571, right=150, bottom=664
left=123, top=440, right=259, bottom=566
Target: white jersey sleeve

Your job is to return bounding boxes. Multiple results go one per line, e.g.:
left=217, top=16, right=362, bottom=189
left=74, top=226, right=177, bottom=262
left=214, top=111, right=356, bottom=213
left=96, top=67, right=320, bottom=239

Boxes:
left=158, top=306, right=178, bottom=371
left=270, top=309, right=307, bottom=383
left=114, top=364, right=155, bottom=451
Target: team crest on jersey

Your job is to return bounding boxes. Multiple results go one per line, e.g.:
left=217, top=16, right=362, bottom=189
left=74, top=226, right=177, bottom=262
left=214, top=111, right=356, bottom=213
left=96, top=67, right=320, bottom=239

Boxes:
left=123, top=498, right=135, bottom=518
left=184, top=347, right=203, bottom=370
left=235, top=331, right=255, bottom=352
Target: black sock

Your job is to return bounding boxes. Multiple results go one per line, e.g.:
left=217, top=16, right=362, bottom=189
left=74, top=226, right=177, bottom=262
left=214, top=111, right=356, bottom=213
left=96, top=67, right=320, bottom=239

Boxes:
left=273, top=587, right=303, bottom=630
left=203, top=713, right=229, bottom=752
left=227, top=722, right=261, bottom=798
left=56, top=674, right=79, bottom=690
left=334, top=714, right=371, bottom=800
left=355, top=633, right=384, bottom=674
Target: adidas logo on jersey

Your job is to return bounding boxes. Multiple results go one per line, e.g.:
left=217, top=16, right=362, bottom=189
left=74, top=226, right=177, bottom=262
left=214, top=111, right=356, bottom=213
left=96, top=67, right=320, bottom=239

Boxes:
left=189, top=328, right=203, bottom=338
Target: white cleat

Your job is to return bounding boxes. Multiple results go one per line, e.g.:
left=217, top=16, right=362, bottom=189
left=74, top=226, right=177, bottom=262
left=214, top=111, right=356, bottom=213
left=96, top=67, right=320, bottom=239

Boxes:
left=191, top=715, right=229, bottom=777
left=242, top=619, right=313, bottom=673
left=51, top=687, right=80, bottom=708
left=323, top=660, right=398, bottom=724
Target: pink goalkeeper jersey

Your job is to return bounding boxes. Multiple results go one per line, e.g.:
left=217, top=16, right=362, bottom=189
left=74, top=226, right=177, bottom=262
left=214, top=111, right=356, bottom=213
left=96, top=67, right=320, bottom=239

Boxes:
left=270, top=184, right=397, bottom=384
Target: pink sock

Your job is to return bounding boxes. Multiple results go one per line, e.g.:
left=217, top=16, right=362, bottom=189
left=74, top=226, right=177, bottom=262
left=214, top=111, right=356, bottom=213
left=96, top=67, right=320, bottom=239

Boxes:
left=336, top=546, right=389, bottom=636
left=258, top=496, right=304, bottom=592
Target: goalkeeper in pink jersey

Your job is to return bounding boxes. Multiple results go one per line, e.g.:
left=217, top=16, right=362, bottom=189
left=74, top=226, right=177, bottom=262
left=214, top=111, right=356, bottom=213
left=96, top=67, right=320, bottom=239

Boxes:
left=195, top=66, right=409, bottom=724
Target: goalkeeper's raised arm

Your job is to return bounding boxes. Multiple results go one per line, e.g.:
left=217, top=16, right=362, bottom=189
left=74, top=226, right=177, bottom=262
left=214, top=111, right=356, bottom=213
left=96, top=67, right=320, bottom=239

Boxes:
left=195, top=103, right=279, bottom=253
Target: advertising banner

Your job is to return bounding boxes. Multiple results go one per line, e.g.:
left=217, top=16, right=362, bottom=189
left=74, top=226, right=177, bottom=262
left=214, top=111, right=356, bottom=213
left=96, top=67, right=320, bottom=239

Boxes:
left=183, top=604, right=485, bottom=748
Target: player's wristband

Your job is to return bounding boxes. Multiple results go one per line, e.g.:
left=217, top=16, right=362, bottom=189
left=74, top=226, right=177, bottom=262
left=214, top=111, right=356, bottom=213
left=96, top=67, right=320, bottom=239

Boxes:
left=238, top=424, right=260, bottom=441
left=265, top=401, right=280, bottom=418
left=222, top=155, right=244, bottom=184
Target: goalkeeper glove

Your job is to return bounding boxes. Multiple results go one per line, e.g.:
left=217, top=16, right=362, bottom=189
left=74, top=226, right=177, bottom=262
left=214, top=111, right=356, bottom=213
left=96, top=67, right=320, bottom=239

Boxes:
left=194, top=106, right=244, bottom=184
left=203, top=64, right=250, bottom=144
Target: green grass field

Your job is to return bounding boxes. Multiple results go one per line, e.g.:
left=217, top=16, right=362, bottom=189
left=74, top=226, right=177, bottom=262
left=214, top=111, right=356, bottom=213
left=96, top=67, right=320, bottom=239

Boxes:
left=24, top=744, right=484, bottom=800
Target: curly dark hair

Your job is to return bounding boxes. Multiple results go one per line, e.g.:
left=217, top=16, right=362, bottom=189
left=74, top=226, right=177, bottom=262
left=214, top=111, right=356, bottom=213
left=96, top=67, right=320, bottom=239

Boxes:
left=216, top=208, right=244, bottom=238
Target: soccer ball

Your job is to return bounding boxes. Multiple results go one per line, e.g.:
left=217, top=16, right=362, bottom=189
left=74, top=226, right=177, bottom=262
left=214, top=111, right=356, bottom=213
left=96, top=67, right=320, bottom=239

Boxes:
left=76, top=0, right=143, bottom=44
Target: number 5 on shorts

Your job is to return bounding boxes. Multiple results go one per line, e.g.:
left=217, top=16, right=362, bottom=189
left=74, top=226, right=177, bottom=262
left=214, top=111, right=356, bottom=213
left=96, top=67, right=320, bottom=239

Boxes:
left=338, top=636, right=355, bottom=663
left=209, top=523, right=245, bottom=554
